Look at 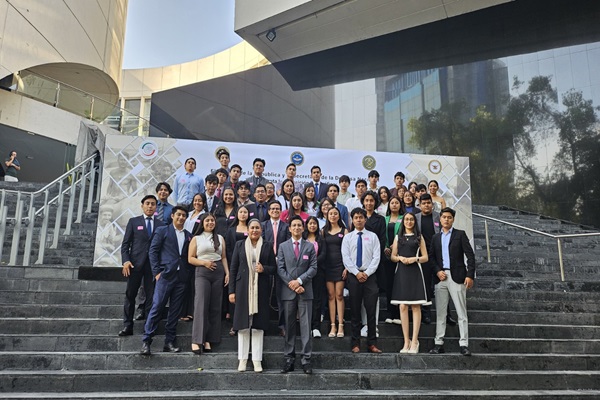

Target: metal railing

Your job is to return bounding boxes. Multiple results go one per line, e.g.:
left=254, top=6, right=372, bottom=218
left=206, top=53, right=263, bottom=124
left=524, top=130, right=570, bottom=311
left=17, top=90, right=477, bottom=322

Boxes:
left=0, top=154, right=100, bottom=266
left=473, top=212, right=600, bottom=282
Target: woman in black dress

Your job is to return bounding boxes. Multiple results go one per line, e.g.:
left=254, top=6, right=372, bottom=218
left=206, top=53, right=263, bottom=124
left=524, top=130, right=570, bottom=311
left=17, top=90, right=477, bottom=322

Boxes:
left=390, top=212, right=430, bottom=354
left=303, top=216, right=327, bottom=337
left=214, top=187, right=238, bottom=238
left=322, top=207, right=348, bottom=338
left=228, top=219, right=276, bottom=372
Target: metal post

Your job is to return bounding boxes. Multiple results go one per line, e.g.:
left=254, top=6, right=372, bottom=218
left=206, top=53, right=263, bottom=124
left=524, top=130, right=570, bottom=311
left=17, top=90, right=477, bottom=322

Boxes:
left=36, top=190, right=50, bottom=264
left=75, top=162, right=87, bottom=223
left=95, top=163, right=103, bottom=203
left=51, top=180, right=64, bottom=248
left=65, top=170, right=77, bottom=235
left=22, top=194, right=35, bottom=265
left=9, top=193, right=23, bottom=265
left=557, top=238, right=565, bottom=282
left=86, top=158, right=96, bottom=213
left=89, top=97, right=94, bottom=121
left=0, top=190, right=6, bottom=262
left=55, top=82, right=61, bottom=107
left=484, top=220, right=491, bottom=263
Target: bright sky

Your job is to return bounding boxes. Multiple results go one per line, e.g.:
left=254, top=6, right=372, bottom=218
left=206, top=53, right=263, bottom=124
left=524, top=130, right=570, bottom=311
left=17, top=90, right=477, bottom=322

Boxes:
left=123, top=0, right=243, bottom=69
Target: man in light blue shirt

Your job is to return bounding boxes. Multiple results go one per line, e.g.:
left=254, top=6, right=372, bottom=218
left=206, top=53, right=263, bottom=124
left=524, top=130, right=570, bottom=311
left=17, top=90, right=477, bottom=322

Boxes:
left=173, top=158, right=205, bottom=206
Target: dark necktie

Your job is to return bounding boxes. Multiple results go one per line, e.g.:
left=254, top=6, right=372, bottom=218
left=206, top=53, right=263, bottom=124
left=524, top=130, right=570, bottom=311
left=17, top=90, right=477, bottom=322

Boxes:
left=314, top=184, right=319, bottom=198
left=146, top=217, right=152, bottom=237
left=157, top=203, right=164, bottom=221
left=356, top=232, right=363, bottom=268
left=294, top=241, right=300, bottom=259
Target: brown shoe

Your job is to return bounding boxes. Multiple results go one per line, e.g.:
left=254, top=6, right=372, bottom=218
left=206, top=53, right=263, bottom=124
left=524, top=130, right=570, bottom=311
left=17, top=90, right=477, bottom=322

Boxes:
left=368, top=345, right=383, bottom=354
left=351, top=345, right=360, bottom=353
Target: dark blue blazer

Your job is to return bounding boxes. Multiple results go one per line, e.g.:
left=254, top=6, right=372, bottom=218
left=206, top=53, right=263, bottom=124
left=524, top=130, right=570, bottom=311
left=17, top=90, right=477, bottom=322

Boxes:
left=306, top=182, right=329, bottom=201
left=121, top=215, right=165, bottom=269
left=430, top=228, right=476, bottom=284
left=148, top=224, right=193, bottom=281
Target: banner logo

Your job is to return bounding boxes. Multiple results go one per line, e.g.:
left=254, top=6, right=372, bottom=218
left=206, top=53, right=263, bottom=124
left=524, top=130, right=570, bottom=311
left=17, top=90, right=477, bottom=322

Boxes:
left=362, top=155, right=376, bottom=170
left=139, top=140, right=158, bottom=160
left=429, top=160, right=442, bottom=174
left=290, top=151, right=304, bottom=166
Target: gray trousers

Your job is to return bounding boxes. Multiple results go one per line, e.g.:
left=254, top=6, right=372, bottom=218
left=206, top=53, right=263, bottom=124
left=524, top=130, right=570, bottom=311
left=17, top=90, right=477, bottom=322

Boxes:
left=434, top=270, right=469, bottom=347
left=283, top=298, right=312, bottom=364
left=191, top=261, right=224, bottom=344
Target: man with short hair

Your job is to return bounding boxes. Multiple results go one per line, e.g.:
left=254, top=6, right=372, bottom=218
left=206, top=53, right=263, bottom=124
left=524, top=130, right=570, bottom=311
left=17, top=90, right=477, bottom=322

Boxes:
left=215, top=168, right=229, bottom=198
left=415, top=183, right=427, bottom=205
left=367, top=170, right=380, bottom=191
left=155, top=182, right=174, bottom=224
left=337, top=175, right=354, bottom=205
left=119, top=195, right=165, bottom=336
left=204, top=174, right=219, bottom=213
left=390, top=172, right=407, bottom=198
left=307, top=165, right=328, bottom=201
left=4, top=151, right=20, bottom=182
left=326, top=184, right=349, bottom=227
left=217, top=149, right=230, bottom=171
left=141, top=206, right=193, bottom=355
left=254, top=184, right=270, bottom=222
left=345, top=179, right=368, bottom=226
left=228, top=164, right=242, bottom=192
left=277, top=215, right=318, bottom=374
left=277, top=163, right=304, bottom=194
left=246, top=158, right=268, bottom=195
left=429, top=207, right=476, bottom=356
left=173, top=157, right=205, bottom=206
left=236, top=181, right=258, bottom=218
left=342, top=208, right=382, bottom=354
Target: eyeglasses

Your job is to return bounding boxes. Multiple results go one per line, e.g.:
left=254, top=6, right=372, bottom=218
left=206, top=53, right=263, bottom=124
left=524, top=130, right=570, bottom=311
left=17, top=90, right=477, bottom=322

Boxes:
left=269, top=208, right=281, bottom=211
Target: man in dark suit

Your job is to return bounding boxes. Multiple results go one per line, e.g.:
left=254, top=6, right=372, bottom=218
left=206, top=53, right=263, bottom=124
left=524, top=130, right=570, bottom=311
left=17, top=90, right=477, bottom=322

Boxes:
left=429, top=207, right=476, bottom=356
left=415, top=193, right=440, bottom=325
left=262, top=200, right=291, bottom=336
left=119, top=195, right=165, bottom=336
left=277, top=216, right=318, bottom=374
left=246, top=157, right=268, bottom=196
left=306, top=165, right=328, bottom=201
left=204, top=174, right=219, bottom=213
left=253, top=184, right=270, bottom=222
left=155, top=182, right=173, bottom=224
left=140, top=205, right=193, bottom=355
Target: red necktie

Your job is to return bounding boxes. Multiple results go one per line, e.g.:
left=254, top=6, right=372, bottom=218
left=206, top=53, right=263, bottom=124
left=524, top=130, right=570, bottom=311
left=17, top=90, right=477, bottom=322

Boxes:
left=294, top=241, right=300, bottom=259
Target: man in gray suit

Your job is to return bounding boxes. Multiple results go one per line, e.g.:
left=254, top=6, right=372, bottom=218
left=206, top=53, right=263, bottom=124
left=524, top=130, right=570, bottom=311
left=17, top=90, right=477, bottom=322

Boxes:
left=277, top=215, right=318, bottom=374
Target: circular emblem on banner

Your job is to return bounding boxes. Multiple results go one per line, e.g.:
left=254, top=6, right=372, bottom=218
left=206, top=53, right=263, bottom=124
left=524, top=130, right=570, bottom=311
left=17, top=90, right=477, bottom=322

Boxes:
left=362, top=155, right=376, bottom=170
left=139, top=140, right=158, bottom=160
left=214, top=146, right=230, bottom=160
left=290, top=151, right=304, bottom=166
left=428, top=160, right=442, bottom=174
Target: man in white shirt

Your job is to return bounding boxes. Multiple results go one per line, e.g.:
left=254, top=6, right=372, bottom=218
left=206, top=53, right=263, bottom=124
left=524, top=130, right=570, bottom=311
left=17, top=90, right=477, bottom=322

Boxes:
left=345, top=179, right=368, bottom=226
left=337, top=175, right=354, bottom=206
left=341, top=208, right=382, bottom=354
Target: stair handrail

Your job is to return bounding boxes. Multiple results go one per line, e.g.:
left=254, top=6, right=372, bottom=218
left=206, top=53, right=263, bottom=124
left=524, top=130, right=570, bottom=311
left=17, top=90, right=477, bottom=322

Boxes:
left=473, top=212, right=600, bottom=282
left=0, top=153, right=100, bottom=266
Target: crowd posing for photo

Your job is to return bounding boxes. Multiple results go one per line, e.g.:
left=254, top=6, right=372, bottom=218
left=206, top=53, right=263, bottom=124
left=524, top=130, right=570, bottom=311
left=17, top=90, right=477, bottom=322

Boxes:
left=118, top=149, right=476, bottom=374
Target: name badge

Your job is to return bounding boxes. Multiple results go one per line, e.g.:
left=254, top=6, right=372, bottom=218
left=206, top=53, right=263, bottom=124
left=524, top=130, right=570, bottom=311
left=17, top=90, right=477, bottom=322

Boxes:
left=244, top=232, right=248, bottom=236
left=302, top=255, right=309, bottom=260
left=249, top=212, right=255, bottom=216
left=154, top=212, right=158, bottom=215
left=434, top=222, right=440, bottom=226
left=338, top=233, right=343, bottom=238
left=137, top=226, right=144, bottom=230
left=229, top=216, right=235, bottom=219
left=196, top=219, right=201, bottom=223
left=363, top=237, right=369, bottom=241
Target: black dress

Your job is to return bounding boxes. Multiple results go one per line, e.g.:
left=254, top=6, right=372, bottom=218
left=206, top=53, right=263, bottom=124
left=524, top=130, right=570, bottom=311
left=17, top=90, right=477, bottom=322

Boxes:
left=323, top=230, right=345, bottom=282
left=391, top=234, right=431, bottom=305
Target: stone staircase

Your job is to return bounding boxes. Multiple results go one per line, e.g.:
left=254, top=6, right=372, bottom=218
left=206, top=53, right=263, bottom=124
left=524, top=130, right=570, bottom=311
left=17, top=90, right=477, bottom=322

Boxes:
left=0, top=205, right=599, bottom=398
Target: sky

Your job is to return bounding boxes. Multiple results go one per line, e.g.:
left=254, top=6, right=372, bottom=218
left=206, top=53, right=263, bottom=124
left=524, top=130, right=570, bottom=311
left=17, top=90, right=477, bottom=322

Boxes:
left=122, top=0, right=243, bottom=69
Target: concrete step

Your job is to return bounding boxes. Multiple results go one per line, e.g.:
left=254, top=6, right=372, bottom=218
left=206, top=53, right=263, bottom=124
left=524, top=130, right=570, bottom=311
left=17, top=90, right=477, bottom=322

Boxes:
left=0, top=278, right=125, bottom=293
left=0, top=369, right=599, bottom=392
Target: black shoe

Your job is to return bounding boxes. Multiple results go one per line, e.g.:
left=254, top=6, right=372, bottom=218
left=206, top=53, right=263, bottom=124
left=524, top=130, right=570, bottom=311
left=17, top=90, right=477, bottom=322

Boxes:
left=118, top=328, right=133, bottom=337
left=429, top=345, right=445, bottom=354
left=460, top=346, right=472, bottom=356
left=134, top=312, right=145, bottom=321
left=280, top=359, right=295, bottom=373
left=163, top=342, right=181, bottom=353
left=302, top=363, right=313, bottom=374
left=446, top=315, right=457, bottom=326
left=140, top=342, right=151, bottom=356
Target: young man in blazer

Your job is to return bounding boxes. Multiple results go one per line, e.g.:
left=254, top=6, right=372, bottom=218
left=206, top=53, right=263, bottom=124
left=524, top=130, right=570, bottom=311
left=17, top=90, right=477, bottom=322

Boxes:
left=428, top=207, right=476, bottom=356
left=119, top=195, right=165, bottom=336
left=204, top=173, right=219, bottom=213
left=277, top=216, right=318, bottom=374
left=140, top=206, right=193, bottom=355
left=306, top=165, right=328, bottom=201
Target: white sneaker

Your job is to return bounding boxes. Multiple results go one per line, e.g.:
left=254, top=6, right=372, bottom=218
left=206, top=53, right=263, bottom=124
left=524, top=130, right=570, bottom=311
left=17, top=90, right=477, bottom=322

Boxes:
left=392, top=319, right=402, bottom=325
left=312, top=329, right=321, bottom=338
left=384, top=318, right=393, bottom=324
left=360, top=325, right=368, bottom=337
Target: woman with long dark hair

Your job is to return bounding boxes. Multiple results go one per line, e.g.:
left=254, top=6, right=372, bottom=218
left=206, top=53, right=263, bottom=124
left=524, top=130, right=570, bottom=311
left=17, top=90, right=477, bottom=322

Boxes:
left=276, top=179, right=295, bottom=211
left=214, top=187, right=238, bottom=238
left=280, top=192, right=309, bottom=224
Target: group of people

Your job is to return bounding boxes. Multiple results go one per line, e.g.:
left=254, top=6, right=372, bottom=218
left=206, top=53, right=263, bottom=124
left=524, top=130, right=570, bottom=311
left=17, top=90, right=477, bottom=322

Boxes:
left=118, top=148, right=477, bottom=374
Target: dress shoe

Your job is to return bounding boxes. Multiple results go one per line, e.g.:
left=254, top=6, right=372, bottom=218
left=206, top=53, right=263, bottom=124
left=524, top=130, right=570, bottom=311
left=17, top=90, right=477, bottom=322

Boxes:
left=399, top=344, right=410, bottom=354
left=140, top=342, right=151, bottom=356
left=368, top=345, right=383, bottom=354
left=191, top=344, right=202, bottom=355
left=446, top=315, right=457, bottom=326
left=384, top=318, right=393, bottom=324
left=351, top=345, right=360, bottom=353
left=134, top=312, right=145, bottom=321
left=280, top=359, right=295, bottom=373
left=391, top=319, right=402, bottom=325
left=460, top=346, right=472, bottom=356
left=118, top=328, right=133, bottom=337
left=163, top=342, right=181, bottom=353
left=429, top=345, right=445, bottom=354
left=312, top=329, right=321, bottom=338
left=203, top=343, right=212, bottom=353
left=238, top=359, right=247, bottom=372
left=302, top=363, right=313, bottom=374
left=279, top=328, right=286, bottom=337
left=407, top=341, right=420, bottom=354
left=253, top=360, right=263, bottom=373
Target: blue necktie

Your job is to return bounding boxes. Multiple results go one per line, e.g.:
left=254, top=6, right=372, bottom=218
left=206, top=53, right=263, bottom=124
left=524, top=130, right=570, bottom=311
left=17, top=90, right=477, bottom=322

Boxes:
left=356, top=231, right=363, bottom=268
left=146, top=217, right=152, bottom=237
left=315, top=184, right=319, bottom=198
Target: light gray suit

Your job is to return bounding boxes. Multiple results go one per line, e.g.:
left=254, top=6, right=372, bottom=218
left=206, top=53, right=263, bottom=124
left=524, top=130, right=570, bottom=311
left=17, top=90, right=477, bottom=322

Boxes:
left=276, top=238, right=317, bottom=364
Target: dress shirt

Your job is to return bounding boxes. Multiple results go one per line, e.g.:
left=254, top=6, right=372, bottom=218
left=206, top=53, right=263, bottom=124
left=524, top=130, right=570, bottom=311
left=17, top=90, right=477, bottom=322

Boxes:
left=206, top=194, right=216, bottom=210
left=175, top=227, right=186, bottom=255
left=238, top=198, right=255, bottom=208
left=341, top=228, right=380, bottom=277
left=337, top=191, right=353, bottom=206
left=145, top=216, right=154, bottom=236
left=174, top=172, right=205, bottom=205
left=441, top=228, right=453, bottom=269
left=345, top=197, right=363, bottom=212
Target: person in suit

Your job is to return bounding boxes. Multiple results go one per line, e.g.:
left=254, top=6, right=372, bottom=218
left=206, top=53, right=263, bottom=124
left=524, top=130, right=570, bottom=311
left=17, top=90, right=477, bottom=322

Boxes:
left=277, top=215, right=318, bottom=374
left=119, top=195, right=165, bottom=336
left=236, top=181, right=257, bottom=217
left=140, top=206, right=193, bottom=355
left=215, top=168, right=229, bottom=197
left=325, top=184, right=349, bottom=227
left=246, top=158, right=268, bottom=195
left=204, top=174, right=219, bottom=213
left=227, top=164, right=243, bottom=192
left=155, top=182, right=174, bottom=224
left=341, top=208, right=382, bottom=354
left=229, top=219, right=276, bottom=373
left=429, top=207, right=476, bottom=356
left=306, top=165, right=328, bottom=201
left=261, top=200, right=291, bottom=336
left=253, top=184, right=270, bottom=222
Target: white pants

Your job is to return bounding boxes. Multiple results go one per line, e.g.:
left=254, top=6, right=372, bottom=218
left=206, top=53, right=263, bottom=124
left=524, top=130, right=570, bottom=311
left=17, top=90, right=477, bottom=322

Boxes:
left=237, top=328, right=264, bottom=361
left=434, top=270, right=469, bottom=347
left=4, top=176, right=18, bottom=182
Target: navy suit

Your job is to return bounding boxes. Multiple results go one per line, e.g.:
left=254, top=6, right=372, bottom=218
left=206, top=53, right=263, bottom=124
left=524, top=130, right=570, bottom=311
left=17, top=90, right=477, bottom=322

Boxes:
left=262, top=219, right=291, bottom=328
left=306, top=181, right=329, bottom=201
left=120, top=215, right=165, bottom=329
left=142, top=224, right=192, bottom=345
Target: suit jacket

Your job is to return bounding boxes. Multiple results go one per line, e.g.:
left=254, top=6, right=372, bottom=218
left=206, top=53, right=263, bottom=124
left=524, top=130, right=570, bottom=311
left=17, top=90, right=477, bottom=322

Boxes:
left=261, top=219, right=290, bottom=255
left=155, top=202, right=173, bottom=224
left=277, top=239, right=318, bottom=301
left=306, top=181, right=329, bottom=201
left=336, top=202, right=349, bottom=228
left=205, top=194, right=219, bottom=213
left=148, top=224, right=193, bottom=281
left=246, top=176, right=268, bottom=194
left=430, top=228, right=476, bottom=284
left=121, top=215, right=165, bottom=269
left=416, top=211, right=441, bottom=235
left=254, top=201, right=270, bottom=222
